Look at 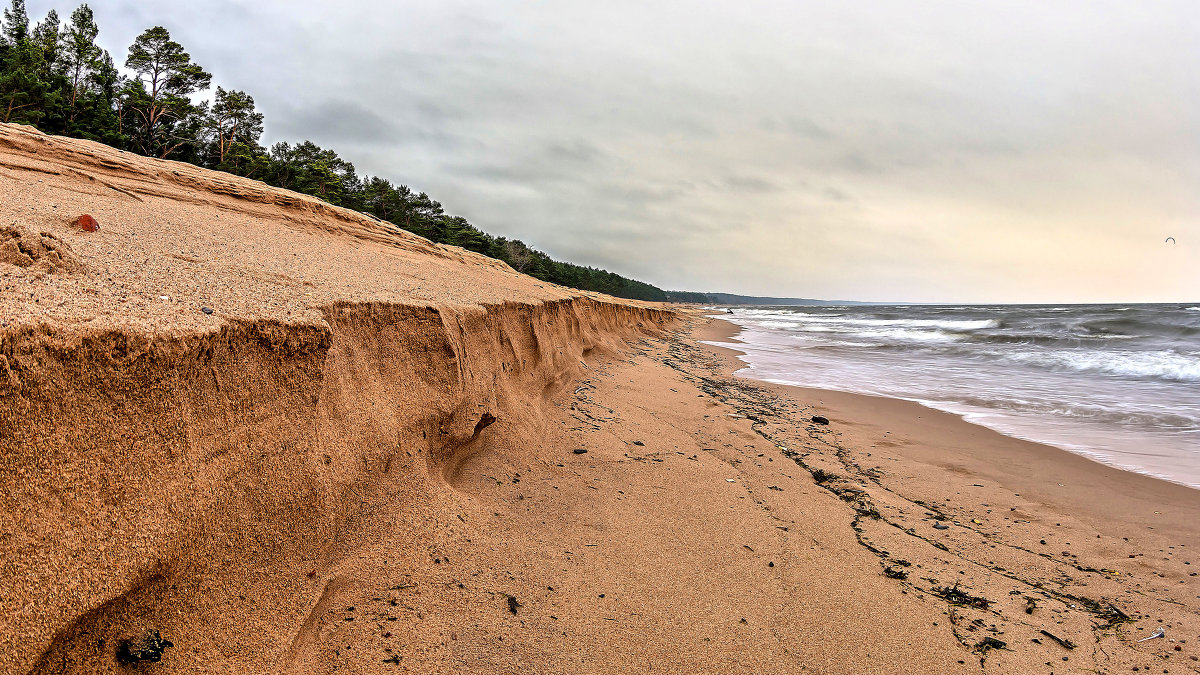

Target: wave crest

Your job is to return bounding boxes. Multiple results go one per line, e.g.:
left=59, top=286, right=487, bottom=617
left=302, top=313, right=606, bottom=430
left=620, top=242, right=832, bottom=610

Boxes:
left=1006, top=349, right=1200, bottom=382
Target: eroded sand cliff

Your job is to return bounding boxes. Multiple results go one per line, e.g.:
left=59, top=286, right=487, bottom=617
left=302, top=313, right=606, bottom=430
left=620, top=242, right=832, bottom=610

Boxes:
left=0, top=123, right=671, bottom=673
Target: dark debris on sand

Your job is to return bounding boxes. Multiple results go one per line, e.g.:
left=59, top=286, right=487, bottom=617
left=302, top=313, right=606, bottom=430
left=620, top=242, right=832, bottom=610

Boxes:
left=116, top=630, right=173, bottom=664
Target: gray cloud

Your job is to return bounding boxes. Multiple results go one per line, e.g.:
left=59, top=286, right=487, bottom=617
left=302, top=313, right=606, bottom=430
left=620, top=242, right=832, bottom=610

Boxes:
left=721, top=176, right=780, bottom=193
left=273, top=100, right=402, bottom=144
left=37, top=0, right=1200, bottom=302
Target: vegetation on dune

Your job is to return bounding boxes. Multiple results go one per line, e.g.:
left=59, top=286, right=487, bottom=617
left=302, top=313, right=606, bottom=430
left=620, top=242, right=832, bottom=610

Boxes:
left=0, top=1, right=714, bottom=302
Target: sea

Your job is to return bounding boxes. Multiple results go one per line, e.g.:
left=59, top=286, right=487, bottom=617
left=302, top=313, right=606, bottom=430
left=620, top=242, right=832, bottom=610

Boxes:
left=708, top=304, right=1200, bottom=489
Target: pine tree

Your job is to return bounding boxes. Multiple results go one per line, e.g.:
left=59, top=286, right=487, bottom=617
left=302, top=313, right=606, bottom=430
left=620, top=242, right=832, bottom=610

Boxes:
left=122, top=26, right=211, bottom=157
left=61, top=4, right=101, bottom=120
left=74, top=49, right=125, bottom=145
left=1, top=0, right=28, bottom=47
left=204, top=86, right=263, bottom=168
left=30, top=8, right=58, bottom=75
left=0, top=36, right=45, bottom=124
left=361, top=176, right=403, bottom=221
left=266, top=140, right=357, bottom=206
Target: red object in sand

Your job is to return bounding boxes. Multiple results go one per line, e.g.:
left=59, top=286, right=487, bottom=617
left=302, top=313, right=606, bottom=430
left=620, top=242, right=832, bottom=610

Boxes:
left=72, top=214, right=100, bottom=232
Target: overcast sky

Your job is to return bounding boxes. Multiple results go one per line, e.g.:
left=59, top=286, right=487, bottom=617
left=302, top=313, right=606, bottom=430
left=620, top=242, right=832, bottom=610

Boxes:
left=35, top=0, right=1200, bottom=302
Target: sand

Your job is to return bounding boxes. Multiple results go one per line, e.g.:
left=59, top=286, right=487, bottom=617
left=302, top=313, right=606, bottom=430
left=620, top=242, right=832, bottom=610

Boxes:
left=2, top=122, right=1198, bottom=673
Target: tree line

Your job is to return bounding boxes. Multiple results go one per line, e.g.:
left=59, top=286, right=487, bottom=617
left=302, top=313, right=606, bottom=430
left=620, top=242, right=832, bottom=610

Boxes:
left=0, top=1, right=713, bottom=303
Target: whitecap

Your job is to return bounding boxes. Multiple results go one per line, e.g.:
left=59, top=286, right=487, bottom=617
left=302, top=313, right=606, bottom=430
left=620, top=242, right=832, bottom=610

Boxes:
left=853, top=328, right=963, bottom=343
left=1006, top=349, right=1200, bottom=382
left=759, top=315, right=999, bottom=331
left=834, top=317, right=998, bottom=331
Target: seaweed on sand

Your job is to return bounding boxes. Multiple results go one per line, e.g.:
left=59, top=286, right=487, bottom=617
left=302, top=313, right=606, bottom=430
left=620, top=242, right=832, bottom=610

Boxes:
left=932, top=584, right=990, bottom=610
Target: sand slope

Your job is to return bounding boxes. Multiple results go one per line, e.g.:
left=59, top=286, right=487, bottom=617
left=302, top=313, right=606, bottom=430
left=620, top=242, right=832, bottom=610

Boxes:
left=0, top=123, right=671, bottom=673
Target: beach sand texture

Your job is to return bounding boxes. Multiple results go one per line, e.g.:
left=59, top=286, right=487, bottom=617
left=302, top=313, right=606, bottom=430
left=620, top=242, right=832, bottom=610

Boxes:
left=1, top=122, right=1198, bottom=673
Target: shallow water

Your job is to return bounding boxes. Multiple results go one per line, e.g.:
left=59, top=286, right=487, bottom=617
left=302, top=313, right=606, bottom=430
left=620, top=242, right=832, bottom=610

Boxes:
left=709, top=303, right=1200, bottom=489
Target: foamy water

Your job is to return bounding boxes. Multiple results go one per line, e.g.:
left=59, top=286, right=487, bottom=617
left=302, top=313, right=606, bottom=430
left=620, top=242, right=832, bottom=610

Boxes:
left=707, top=304, right=1200, bottom=489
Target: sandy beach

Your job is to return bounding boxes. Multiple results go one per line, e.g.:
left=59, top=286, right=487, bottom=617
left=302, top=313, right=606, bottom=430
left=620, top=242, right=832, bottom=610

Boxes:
left=694, top=317, right=1200, bottom=673
left=2, top=123, right=1198, bottom=674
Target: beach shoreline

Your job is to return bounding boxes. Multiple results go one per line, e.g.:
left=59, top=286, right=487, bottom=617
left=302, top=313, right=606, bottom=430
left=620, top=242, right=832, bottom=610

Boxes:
left=687, top=313, right=1200, bottom=670
left=697, top=315, right=1200, bottom=520
left=702, top=303, right=1200, bottom=492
